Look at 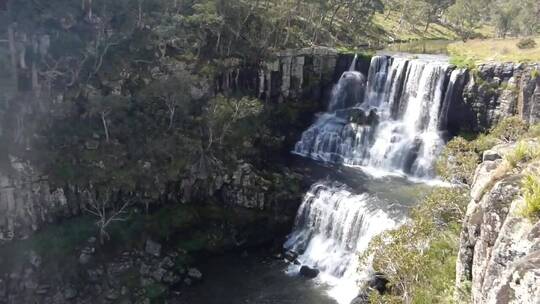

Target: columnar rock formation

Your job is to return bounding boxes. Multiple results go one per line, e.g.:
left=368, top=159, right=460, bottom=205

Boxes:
left=215, top=46, right=344, bottom=103
left=460, top=62, right=540, bottom=131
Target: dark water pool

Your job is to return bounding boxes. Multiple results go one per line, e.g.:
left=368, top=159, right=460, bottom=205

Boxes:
left=179, top=250, right=337, bottom=304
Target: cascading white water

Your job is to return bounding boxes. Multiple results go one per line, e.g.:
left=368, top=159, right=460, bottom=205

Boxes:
left=287, top=54, right=461, bottom=304
left=293, top=55, right=456, bottom=178
left=284, top=182, right=401, bottom=304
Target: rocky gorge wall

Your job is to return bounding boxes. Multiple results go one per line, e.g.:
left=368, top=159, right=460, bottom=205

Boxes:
left=0, top=47, right=363, bottom=243
left=1, top=46, right=539, bottom=245
left=449, top=62, right=540, bottom=134
left=456, top=142, right=540, bottom=304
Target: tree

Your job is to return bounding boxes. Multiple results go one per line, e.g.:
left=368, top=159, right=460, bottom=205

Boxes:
left=492, top=0, right=521, bottom=38
left=447, top=0, right=483, bottom=40
left=84, top=187, right=132, bottom=244
left=204, top=95, right=263, bottom=150
left=88, top=94, right=129, bottom=143
left=142, top=72, right=193, bottom=131
left=419, top=0, right=453, bottom=33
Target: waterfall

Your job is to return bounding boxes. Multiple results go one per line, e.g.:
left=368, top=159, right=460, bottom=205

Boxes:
left=286, top=54, right=456, bottom=304
left=284, top=182, right=401, bottom=304
left=293, top=55, right=454, bottom=178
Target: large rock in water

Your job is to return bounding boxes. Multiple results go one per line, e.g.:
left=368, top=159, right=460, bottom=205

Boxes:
left=456, top=142, right=540, bottom=304
left=299, top=265, right=320, bottom=278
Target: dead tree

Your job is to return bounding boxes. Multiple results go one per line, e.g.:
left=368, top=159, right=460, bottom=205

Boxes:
left=84, top=192, right=131, bottom=245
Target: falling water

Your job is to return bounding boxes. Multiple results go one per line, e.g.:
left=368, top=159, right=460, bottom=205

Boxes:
left=284, top=182, right=402, bottom=304
left=287, top=54, right=459, bottom=304
left=294, top=55, right=456, bottom=178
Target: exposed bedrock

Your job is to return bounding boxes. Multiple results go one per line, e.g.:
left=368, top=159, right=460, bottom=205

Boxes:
left=456, top=142, right=540, bottom=304
left=457, top=62, right=540, bottom=132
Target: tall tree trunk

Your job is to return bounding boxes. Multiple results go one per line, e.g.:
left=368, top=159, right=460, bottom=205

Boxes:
left=424, top=20, right=431, bottom=33
left=101, top=112, right=110, bottom=142
left=7, top=24, right=18, bottom=89
left=167, top=106, right=175, bottom=130
left=31, top=36, right=39, bottom=94
left=329, top=5, right=343, bottom=29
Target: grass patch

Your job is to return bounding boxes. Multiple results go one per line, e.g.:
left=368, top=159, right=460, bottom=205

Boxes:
left=506, top=142, right=530, bottom=167
left=448, top=37, right=540, bottom=63
left=490, top=116, right=529, bottom=143
left=520, top=174, right=540, bottom=219
left=449, top=54, right=477, bottom=69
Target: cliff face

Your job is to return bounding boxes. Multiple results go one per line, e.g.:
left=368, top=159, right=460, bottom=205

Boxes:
left=459, top=62, right=540, bottom=131
left=0, top=157, right=68, bottom=242
left=215, top=47, right=361, bottom=103
left=456, top=142, right=540, bottom=304
left=0, top=47, right=358, bottom=242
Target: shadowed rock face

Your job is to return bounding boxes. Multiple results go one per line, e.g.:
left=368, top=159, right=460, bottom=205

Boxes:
left=456, top=143, right=540, bottom=304
left=460, top=62, right=540, bottom=132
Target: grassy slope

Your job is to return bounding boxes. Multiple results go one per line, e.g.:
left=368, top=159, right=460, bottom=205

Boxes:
left=448, top=37, right=540, bottom=63
left=369, top=11, right=465, bottom=42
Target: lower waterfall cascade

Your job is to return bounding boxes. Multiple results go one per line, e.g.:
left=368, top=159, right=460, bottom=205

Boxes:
left=284, top=181, right=402, bottom=304
left=286, top=54, right=461, bottom=304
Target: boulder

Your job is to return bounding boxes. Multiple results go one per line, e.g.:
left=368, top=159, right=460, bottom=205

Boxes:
left=299, top=265, right=319, bottom=278
left=350, top=293, right=369, bottom=304
left=284, top=251, right=298, bottom=262
left=368, top=272, right=389, bottom=294
left=151, top=268, right=167, bottom=282
left=145, top=239, right=162, bottom=257
left=28, top=251, right=42, bottom=269
left=482, top=150, right=502, bottom=162
left=63, top=287, right=78, bottom=300
left=79, top=252, right=92, bottom=265
left=187, top=268, right=203, bottom=281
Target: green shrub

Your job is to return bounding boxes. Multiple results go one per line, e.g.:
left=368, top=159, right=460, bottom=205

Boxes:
left=436, top=137, right=479, bottom=185
left=521, top=174, right=540, bottom=219
left=145, top=283, right=168, bottom=301
left=527, top=123, right=540, bottom=137
left=517, top=38, right=537, bottom=50
left=363, top=188, right=468, bottom=303
left=490, top=116, right=528, bottom=143
left=531, top=69, right=539, bottom=79
left=472, top=133, right=497, bottom=154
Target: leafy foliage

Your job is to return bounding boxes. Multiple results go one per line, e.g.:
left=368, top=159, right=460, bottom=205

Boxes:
left=436, top=137, right=479, bottom=185
left=490, top=116, right=528, bottom=143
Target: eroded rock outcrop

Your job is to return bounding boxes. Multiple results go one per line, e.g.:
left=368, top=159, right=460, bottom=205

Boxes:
left=456, top=143, right=540, bottom=304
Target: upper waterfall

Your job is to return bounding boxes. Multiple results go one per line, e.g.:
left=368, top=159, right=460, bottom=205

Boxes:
left=294, top=55, right=460, bottom=178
